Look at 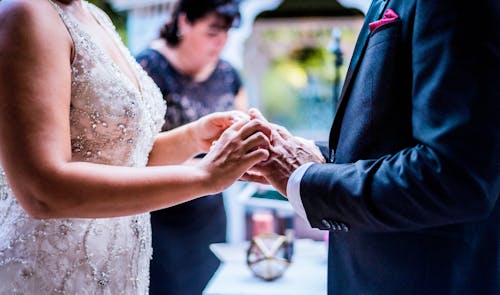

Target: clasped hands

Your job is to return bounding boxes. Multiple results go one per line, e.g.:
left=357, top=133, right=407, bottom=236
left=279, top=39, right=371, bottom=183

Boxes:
left=196, top=108, right=325, bottom=197
left=243, top=108, right=326, bottom=197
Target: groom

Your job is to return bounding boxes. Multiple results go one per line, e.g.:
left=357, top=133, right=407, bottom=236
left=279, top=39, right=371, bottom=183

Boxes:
left=250, top=0, right=500, bottom=294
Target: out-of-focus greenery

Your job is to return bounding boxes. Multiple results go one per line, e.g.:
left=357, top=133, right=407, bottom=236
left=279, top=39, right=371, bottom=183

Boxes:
left=258, top=24, right=360, bottom=138
left=87, top=0, right=127, bottom=44
left=262, top=47, right=334, bottom=132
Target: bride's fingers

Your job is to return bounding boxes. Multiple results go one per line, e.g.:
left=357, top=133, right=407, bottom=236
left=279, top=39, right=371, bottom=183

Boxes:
left=237, top=119, right=272, bottom=141
left=210, top=111, right=250, bottom=128
left=226, top=111, right=250, bottom=126
left=239, top=171, right=269, bottom=184
left=241, top=131, right=271, bottom=154
left=230, top=111, right=251, bottom=122
left=242, top=148, right=270, bottom=167
left=221, top=117, right=250, bottom=135
left=212, top=120, right=269, bottom=156
left=210, top=118, right=249, bottom=150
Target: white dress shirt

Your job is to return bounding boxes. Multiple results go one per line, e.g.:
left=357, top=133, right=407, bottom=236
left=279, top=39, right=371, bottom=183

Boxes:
left=286, top=162, right=315, bottom=227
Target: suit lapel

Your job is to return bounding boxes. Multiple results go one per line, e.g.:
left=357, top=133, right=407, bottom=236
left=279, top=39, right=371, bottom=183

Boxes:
left=328, top=0, right=390, bottom=154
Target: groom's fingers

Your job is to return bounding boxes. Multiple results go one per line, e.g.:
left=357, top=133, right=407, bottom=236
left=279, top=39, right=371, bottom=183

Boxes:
left=248, top=108, right=268, bottom=122
left=248, top=108, right=294, bottom=143
left=270, top=123, right=292, bottom=141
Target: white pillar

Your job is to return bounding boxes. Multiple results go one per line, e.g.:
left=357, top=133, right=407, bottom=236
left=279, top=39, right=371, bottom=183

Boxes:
left=221, top=0, right=284, bottom=70
left=338, top=0, right=371, bottom=15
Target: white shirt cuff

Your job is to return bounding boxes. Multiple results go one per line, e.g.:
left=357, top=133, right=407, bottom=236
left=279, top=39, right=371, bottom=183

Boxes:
left=286, top=162, right=314, bottom=227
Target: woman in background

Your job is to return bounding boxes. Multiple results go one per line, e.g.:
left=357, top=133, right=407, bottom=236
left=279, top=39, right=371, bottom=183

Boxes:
left=136, top=0, right=246, bottom=294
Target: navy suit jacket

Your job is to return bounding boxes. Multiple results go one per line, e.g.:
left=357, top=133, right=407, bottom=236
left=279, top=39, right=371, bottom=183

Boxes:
left=300, top=0, right=500, bottom=294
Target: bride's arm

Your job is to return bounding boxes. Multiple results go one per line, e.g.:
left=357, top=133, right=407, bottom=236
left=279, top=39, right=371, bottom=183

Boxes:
left=0, top=1, right=270, bottom=219
left=147, top=121, right=206, bottom=166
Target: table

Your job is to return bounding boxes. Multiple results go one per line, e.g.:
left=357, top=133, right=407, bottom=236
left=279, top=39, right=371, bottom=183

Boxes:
left=203, top=239, right=328, bottom=295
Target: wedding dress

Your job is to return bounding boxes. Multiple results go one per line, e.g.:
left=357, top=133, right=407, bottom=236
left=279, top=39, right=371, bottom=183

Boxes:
left=0, top=1, right=166, bottom=294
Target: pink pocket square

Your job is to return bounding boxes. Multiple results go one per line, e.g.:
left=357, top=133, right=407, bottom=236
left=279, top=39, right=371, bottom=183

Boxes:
left=369, top=9, right=399, bottom=32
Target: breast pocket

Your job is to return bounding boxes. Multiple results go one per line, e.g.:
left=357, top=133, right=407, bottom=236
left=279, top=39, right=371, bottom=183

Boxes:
left=359, top=19, right=405, bottom=114
left=367, top=19, right=402, bottom=50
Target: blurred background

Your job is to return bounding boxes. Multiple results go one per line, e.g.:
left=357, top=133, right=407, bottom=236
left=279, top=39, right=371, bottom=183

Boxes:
left=91, top=0, right=368, bottom=140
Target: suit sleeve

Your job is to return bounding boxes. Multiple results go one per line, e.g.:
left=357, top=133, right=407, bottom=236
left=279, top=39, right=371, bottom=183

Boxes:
left=300, top=0, right=500, bottom=232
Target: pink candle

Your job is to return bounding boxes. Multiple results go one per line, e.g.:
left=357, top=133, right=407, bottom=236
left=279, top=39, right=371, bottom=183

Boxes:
left=252, top=211, right=274, bottom=236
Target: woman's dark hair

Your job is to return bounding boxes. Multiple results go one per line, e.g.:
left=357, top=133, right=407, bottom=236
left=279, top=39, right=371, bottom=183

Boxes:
left=160, top=0, right=240, bottom=46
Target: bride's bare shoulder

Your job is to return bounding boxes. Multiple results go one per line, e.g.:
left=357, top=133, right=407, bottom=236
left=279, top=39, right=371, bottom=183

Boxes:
left=0, top=0, right=60, bottom=22
left=0, top=0, right=71, bottom=51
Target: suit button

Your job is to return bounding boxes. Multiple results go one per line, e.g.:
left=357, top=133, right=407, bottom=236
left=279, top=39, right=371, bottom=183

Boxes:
left=340, top=223, right=350, bottom=232
left=321, top=219, right=332, bottom=230
left=329, top=150, right=336, bottom=162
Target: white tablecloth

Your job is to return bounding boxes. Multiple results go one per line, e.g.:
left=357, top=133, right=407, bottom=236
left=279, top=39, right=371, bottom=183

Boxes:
left=203, top=239, right=328, bottom=295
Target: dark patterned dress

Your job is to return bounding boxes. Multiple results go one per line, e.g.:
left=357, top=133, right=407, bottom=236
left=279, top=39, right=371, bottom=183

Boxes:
left=136, top=48, right=242, bottom=295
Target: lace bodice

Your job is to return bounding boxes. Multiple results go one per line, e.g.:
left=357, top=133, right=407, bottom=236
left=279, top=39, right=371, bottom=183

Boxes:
left=0, top=1, right=166, bottom=294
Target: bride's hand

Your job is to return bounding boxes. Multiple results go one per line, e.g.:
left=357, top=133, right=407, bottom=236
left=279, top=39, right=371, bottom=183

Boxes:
left=197, top=118, right=272, bottom=193
left=192, top=111, right=250, bottom=153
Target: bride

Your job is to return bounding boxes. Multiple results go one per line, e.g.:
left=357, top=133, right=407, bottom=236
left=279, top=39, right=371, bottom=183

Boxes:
left=0, top=0, right=270, bottom=293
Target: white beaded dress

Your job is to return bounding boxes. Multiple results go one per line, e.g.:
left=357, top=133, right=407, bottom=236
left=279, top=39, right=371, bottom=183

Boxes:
left=0, top=1, right=166, bottom=294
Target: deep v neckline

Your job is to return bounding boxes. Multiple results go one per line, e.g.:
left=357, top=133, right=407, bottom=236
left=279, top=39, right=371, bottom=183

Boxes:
left=81, top=2, right=144, bottom=97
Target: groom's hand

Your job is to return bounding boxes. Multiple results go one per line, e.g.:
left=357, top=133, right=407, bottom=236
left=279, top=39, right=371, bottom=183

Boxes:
left=247, top=109, right=325, bottom=197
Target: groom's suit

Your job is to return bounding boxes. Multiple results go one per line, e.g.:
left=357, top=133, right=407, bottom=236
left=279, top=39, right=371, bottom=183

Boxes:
left=300, top=0, right=500, bottom=294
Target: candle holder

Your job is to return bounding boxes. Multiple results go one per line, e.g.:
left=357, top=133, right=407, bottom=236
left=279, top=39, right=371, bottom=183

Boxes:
left=246, top=233, right=293, bottom=281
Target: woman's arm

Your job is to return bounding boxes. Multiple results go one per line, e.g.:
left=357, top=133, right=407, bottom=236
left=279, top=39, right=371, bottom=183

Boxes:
left=0, top=1, right=270, bottom=219
left=233, top=88, right=248, bottom=112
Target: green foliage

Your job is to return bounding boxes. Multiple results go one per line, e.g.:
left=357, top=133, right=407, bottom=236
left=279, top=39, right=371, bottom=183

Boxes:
left=261, top=61, right=302, bottom=127
left=257, top=23, right=361, bottom=136
left=261, top=45, right=335, bottom=132
left=290, top=46, right=335, bottom=82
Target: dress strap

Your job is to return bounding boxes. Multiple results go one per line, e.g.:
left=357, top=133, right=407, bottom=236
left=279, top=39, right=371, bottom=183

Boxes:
left=46, top=0, right=70, bottom=22
left=46, top=0, right=79, bottom=54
